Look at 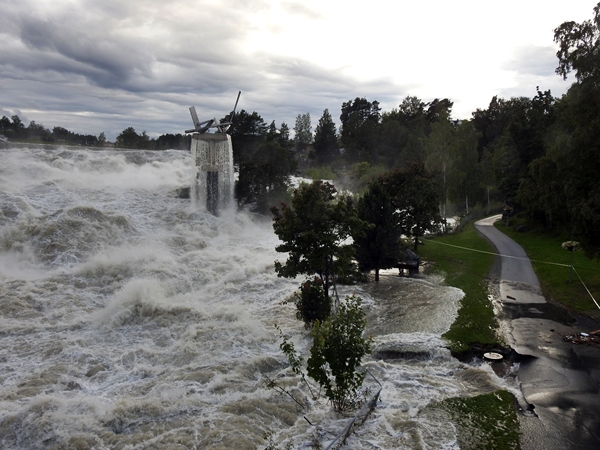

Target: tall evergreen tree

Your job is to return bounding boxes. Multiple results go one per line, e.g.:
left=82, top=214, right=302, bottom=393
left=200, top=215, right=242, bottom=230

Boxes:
left=313, top=109, right=337, bottom=162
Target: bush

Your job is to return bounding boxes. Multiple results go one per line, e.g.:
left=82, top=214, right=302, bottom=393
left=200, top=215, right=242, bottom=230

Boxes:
left=295, top=277, right=331, bottom=328
left=304, top=166, right=337, bottom=180
left=307, top=295, right=372, bottom=411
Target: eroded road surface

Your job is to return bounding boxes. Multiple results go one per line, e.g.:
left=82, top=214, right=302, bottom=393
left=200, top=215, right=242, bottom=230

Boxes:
left=475, top=215, right=600, bottom=450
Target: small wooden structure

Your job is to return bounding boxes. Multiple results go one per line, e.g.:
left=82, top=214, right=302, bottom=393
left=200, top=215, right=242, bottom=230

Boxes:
left=398, top=249, right=420, bottom=276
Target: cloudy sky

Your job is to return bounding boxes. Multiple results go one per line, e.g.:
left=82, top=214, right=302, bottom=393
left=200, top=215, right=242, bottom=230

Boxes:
left=0, top=0, right=595, bottom=141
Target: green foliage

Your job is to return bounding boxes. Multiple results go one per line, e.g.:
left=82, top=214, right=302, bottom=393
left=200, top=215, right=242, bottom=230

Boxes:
left=115, top=127, right=149, bottom=149
left=313, top=109, right=338, bottom=162
left=306, top=295, right=372, bottom=411
left=235, top=138, right=296, bottom=213
left=437, top=390, right=521, bottom=450
left=230, top=113, right=296, bottom=213
left=379, top=163, right=442, bottom=250
left=349, top=162, right=388, bottom=193
left=355, top=180, right=402, bottom=281
left=340, top=97, right=381, bottom=162
left=294, top=113, right=313, bottom=150
left=304, top=166, right=336, bottom=181
left=554, top=2, right=600, bottom=83
left=497, top=220, right=600, bottom=314
left=295, top=277, right=332, bottom=327
left=418, top=222, right=499, bottom=352
left=271, top=181, right=364, bottom=299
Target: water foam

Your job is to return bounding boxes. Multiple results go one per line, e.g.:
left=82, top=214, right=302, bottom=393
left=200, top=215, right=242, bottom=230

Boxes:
left=0, top=148, right=516, bottom=449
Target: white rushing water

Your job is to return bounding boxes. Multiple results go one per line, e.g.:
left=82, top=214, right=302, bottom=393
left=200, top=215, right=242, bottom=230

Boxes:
left=0, top=147, right=515, bottom=449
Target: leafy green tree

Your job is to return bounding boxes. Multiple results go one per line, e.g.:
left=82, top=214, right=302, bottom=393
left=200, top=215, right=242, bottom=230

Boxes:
left=378, top=96, right=428, bottom=167
left=354, top=180, right=402, bottom=281
left=7, top=115, right=25, bottom=139
left=27, top=121, right=52, bottom=142
left=156, top=133, right=189, bottom=150
left=116, top=127, right=141, bottom=149
left=294, top=277, right=331, bottom=328
left=424, top=113, right=454, bottom=222
left=228, top=110, right=296, bottom=212
left=271, top=181, right=362, bottom=306
left=98, top=132, right=107, bottom=147
left=307, top=295, right=372, bottom=411
left=448, top=120, right=482, bottom=215
left=293, top=113, right=313, bottom=150
left=340, top=97, right=381, bottom=162
left=380, top=163, right=442, bottom=250
left=236, top=137, right=296, bottom=213
left=554, top=2, right=600, bottom=84
left=0, top=116, right=11, bottom=134
left=517, top=155, right=566, bottom=229
left=550, top=81, right=600, bottom=257
left=313, top=109, right=337, bottom=162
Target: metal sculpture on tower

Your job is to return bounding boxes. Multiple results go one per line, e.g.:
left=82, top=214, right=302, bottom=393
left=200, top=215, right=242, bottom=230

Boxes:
left=186, top=92, right=240, bottom=215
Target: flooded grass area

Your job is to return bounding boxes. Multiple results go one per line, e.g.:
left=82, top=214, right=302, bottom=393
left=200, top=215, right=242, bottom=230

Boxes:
left=419, top=222, right=502, bottom=353
left=417, top=222, right=523, bottom=450
left=434, top=390, right=521, bottom=450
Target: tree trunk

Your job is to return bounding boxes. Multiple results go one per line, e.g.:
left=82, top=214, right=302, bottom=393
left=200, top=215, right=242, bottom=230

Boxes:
left=375, top=268, right=380, bottom=282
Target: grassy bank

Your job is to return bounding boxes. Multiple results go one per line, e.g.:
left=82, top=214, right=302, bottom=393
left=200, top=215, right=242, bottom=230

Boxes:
left=418, top=222, right=521, bottom=449
left=434, top=390, right=521, bottom=450
left=418, top=222, right=500, bottom=353
left=495, top=221, right=600, bottom=318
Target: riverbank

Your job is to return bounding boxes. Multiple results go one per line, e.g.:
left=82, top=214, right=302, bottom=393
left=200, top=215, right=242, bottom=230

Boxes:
left=418, top=221, right=522, bottom=450
left=418, top=221, right=501, bottom=353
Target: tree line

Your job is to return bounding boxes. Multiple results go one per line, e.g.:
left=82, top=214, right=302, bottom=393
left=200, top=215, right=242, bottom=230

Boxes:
left=234, top=3, right=600, bottom=260
left=4, top=3, right=600, bottom=257
left=0, top=117, right=190, bottom=150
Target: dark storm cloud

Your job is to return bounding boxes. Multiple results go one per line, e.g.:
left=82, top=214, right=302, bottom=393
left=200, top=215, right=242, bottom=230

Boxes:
left=7, top=0, right=578, bottom=140
left=0, top=0, right=405, bottom=139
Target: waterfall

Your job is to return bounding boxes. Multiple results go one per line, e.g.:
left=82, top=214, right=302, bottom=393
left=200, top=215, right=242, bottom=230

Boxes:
left=190, top=133, right=235, bottom=215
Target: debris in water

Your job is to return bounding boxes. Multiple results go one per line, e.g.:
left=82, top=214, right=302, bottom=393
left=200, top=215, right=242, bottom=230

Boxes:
left=563, top=332, right=600, bottom=346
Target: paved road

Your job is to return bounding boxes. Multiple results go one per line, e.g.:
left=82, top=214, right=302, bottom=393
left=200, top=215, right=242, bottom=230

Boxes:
left=475, top=215, right=600, bottom=450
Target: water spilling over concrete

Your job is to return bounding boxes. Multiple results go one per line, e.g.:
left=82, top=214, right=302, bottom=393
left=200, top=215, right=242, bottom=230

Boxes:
left=190, top=133, right=234, bottom=215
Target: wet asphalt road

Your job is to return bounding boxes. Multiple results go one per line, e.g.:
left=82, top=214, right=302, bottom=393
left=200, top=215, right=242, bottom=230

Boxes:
left=475, top=216, right=600, bottom=450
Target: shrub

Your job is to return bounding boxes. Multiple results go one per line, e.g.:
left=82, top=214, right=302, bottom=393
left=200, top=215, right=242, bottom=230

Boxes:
left=306, top=295, right=372, bottom=411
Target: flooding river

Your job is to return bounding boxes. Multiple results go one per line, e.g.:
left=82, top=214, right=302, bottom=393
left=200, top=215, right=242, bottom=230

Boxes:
left=1, top=147, right=516, bottom=449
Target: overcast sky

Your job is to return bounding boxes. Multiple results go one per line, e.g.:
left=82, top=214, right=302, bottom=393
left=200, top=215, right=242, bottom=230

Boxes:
left=0, top=0, right=596, bottom=141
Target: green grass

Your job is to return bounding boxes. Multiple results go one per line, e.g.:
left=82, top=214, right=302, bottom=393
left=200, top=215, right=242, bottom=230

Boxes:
left=495, top=221, right=600, bottom=318
left=436, top=390, right=521, bottom=450
left=418, top=222, right=499, bottom=352
left=418, top=224, right=521, bottom=450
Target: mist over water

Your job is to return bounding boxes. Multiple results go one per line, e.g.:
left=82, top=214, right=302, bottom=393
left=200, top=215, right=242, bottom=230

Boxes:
left=0, top=148, right=514, bottom=449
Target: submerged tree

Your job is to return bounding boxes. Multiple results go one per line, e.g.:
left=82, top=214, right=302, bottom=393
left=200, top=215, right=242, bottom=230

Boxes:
left=306, top=295, right=372, bottom=411
left=271, top=181, right=363, bottom=321
left=354, top=180, right=402, bottom=281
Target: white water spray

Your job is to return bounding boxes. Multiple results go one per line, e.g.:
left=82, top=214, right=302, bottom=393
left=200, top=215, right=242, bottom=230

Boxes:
left=0, top=147, right=519, bottom=449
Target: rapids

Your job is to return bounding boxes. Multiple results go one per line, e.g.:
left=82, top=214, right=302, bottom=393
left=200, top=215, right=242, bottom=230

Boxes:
left=0, top=147, right=515, bottom=449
